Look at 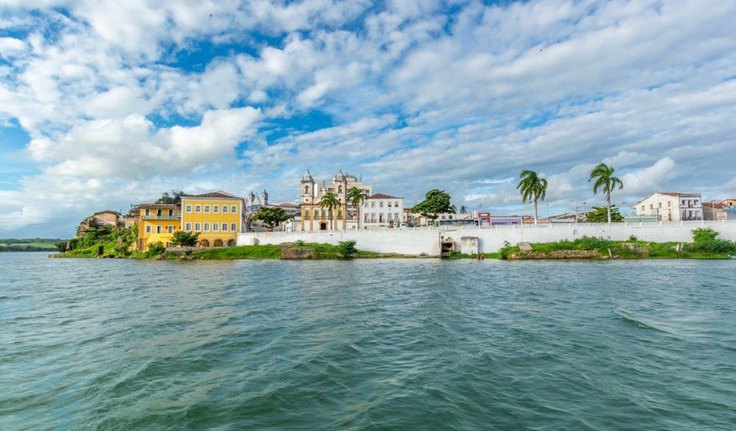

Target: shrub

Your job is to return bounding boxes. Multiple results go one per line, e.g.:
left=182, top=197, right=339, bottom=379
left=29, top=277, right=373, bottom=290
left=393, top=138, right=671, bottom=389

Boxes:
left=146, top=241, right=166, bottom=257
left=337, top=240, right=357, bottom=257
left=685, top=240, right=736, bottom=254
left=692, top=228, right=719, bottom=243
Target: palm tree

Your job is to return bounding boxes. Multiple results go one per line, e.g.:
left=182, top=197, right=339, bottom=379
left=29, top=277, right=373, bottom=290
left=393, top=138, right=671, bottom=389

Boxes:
left=589, top=162, right=624, bottom=224
left=346, top=186, right=368, bottom=230
left=516, top=169, right=548, bottom=224
left=319, top=192, right=340, bottom=230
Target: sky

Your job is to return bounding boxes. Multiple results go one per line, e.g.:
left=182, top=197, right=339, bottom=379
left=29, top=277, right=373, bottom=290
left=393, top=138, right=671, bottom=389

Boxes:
left=1, top=0, right=735, bottom=238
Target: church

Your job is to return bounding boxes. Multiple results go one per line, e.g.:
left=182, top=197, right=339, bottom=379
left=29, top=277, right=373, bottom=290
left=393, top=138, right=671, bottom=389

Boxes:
left=300, top=170, right=372, bottom=231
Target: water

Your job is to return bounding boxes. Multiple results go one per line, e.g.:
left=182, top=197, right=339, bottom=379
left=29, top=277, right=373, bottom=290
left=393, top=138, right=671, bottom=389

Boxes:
left=1, top=253, right=735, bottom=430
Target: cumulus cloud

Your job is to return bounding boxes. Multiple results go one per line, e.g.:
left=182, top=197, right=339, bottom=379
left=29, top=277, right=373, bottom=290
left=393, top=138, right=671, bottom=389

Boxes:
left=1, top=0, right=736, bottom=235
left=34, top=107, right=261, bottom=179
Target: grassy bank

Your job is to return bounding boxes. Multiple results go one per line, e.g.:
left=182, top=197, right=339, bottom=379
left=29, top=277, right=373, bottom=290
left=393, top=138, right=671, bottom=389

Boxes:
left=496, top=235, right=736, bottom=260
left=1, top=238, right=63, bottom=252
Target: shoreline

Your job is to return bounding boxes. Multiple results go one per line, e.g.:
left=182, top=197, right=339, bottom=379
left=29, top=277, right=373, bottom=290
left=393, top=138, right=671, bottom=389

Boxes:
left=52, top=239, right=735, bottom=261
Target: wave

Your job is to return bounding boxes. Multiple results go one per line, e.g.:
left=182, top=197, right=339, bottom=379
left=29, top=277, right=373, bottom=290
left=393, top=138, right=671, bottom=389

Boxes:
left=614, top=309, right=676, bottom=335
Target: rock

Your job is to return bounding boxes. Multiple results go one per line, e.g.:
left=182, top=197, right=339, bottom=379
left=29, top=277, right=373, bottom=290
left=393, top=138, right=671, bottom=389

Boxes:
left=518, top=242, right=533, bottom=252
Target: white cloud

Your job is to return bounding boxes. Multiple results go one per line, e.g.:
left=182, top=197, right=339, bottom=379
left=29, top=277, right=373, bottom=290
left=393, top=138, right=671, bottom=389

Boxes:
left=622, top=157, right=677, bottom=196
left=0, top=37, right=27, bottom=58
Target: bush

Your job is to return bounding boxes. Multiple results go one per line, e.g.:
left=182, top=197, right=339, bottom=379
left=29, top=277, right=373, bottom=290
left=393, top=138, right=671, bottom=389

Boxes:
left=692, top=227, right=719, bottom=243
left=146, top=241, right=166, bottom=257
left=337, top=241, right=357, bottom=257
left=685, top=240, right=736, bottom=254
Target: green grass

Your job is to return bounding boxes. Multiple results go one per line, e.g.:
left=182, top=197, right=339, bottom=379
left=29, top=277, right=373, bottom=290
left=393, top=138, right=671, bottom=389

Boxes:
left=498, top=236, right=734, bottom=260
left=0, top=238, right=62, bottom=252
left=191, top=245, right=282, bottom=259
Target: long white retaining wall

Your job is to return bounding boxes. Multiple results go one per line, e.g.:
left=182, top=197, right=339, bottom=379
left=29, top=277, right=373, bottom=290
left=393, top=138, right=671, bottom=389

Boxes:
left=238, top=221, right=736, bottom=256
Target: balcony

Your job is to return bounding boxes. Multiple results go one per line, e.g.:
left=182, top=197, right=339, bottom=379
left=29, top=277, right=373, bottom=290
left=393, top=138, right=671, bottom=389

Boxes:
left=141, top=215, right=181, bottom=220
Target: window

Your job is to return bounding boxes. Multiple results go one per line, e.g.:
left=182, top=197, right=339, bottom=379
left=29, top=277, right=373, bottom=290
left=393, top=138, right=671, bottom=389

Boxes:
left=145, top=225, right=151, bottom=233
left=304, top=185, right=310, bottom=194
left=195, top=205, right=201, bottom=213
left=314, top=209, right=319, bottom=218
left=231, top=205, right=237, bottom=213
left=167, top=226, right=173, bottom=233
left=168, top=209, right=173, bottom=216
left=231, top=223, right=237, bottom=232
left=156, top=226, right=162, bottom=234
left=379, top=202, right=384, bottom=207
left=337, top=210, right=342, bottom=219
left=186, top=223, right=192, bottom=231
left=186, top=205, right=192, bottom=213
left=388, top=202, right=392, bottom=208
left=213, top=205, right=219, bottom=213
left=222, top=223, right=227, bottom=231
left=371, top=202, right=375, bottom=207
left=204, top=223, right=210, bottom=232
left=395, top=201, right=399, bottom=207
left=195, top=223, right=201, bottom=231
left=157, top=209, right=162, bottom=216
left=145, top=209, right=151, bottom=216
left=204, top=205, right=210, bottom=213
left=223, top=205, right=228, bottom=213
left=213, top=223, right=219, bottom=231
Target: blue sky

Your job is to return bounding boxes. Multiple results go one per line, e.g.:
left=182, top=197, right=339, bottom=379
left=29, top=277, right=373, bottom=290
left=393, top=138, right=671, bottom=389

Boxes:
left=1, top=0, right=735, bottom=237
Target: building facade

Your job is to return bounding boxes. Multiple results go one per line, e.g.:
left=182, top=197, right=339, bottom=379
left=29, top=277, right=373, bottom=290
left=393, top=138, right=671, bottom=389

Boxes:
left=362, top=193, right=404, bottom=228
left=634, top=192, right=703, bottom=222
left=137, top=204, right=180, bottom=251
left=180, top=191, right=244, bottom=247
left=300, top=170, right=372, bottom=231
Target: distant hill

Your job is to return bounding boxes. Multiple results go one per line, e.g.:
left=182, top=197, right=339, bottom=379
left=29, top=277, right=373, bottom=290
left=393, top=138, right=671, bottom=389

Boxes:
left=0, top=238, right=64, bottom=252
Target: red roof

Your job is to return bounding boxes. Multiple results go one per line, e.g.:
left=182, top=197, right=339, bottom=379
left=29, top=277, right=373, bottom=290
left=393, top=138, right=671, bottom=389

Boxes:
left=368, top=193, right=402, bottom=199
left=702, top=202, right=724, bottom=209
left=188, top=190, right=241, bottom=199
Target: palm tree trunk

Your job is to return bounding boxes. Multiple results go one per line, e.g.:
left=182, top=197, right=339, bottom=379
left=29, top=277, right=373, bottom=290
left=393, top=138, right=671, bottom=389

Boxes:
left=533, top=200, right=538, bottom=224
left=606, top=191, right=611, bottom=224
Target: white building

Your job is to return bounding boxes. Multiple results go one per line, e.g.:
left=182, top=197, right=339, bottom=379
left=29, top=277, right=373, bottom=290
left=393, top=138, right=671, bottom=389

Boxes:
left=363, top=193, right=404, bottom=228
left=634, top=192, right=703, bottom=222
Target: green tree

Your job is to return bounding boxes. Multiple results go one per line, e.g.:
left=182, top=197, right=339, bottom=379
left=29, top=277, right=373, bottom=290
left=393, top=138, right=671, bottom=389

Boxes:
left=319, top=192, right=341, bottom=230
left=155, top=191, right=187, bottom=205
left=589, top=162, right=623, bottom=224
left=253, top=206, right=292, bottom=229
left=171, top=231, right=200, bottom=247
left=585, top=205, right=624, bottom=223
left=346, top=186, right=368, bottom=229
left=412, top=189, right=454, bottom=225
left=516, top=169, right=548, bottom=224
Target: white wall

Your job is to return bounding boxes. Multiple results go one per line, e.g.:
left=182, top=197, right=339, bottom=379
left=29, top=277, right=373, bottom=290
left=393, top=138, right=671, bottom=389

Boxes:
left=238, top=221, right=736, bottom=256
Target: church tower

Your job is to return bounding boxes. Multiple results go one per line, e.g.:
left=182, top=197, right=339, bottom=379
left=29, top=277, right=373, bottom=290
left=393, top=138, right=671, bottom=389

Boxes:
left=301, top=170, right=315, bottom=204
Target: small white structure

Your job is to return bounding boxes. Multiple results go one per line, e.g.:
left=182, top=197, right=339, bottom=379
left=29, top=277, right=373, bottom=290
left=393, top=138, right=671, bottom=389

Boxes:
left=363, top=193, right=404, bottom=228
left=634, top=192, right=703, bottom=222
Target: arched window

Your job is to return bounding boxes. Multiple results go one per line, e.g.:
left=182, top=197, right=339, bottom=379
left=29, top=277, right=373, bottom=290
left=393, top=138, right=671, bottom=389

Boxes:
left=304, top=185, right=309, bottom=194
left=314, top=209, right=319, bottom=219
left=337, top=210, right=342, bottom=219
left=338, top=185, right=342, bottom=193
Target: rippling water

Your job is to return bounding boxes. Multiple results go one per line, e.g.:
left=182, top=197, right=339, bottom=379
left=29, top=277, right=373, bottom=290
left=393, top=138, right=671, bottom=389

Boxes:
left=1, top=253, right=735, bottom=430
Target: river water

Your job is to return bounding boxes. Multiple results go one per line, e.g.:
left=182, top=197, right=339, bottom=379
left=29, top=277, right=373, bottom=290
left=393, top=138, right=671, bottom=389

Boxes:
left=1, top=253, right=735, bottom=430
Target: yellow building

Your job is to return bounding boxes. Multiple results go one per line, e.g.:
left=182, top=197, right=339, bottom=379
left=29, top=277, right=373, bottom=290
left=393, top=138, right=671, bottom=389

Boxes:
left=180, top=191, right=244, bottom=247
left=136, top=204, right=181, bottom=251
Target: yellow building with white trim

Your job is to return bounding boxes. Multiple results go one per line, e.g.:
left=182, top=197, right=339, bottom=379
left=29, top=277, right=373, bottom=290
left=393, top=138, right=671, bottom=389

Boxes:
left=136, top=204, right=181, bottom=251
left=180, top=191, right=244, bottom=247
